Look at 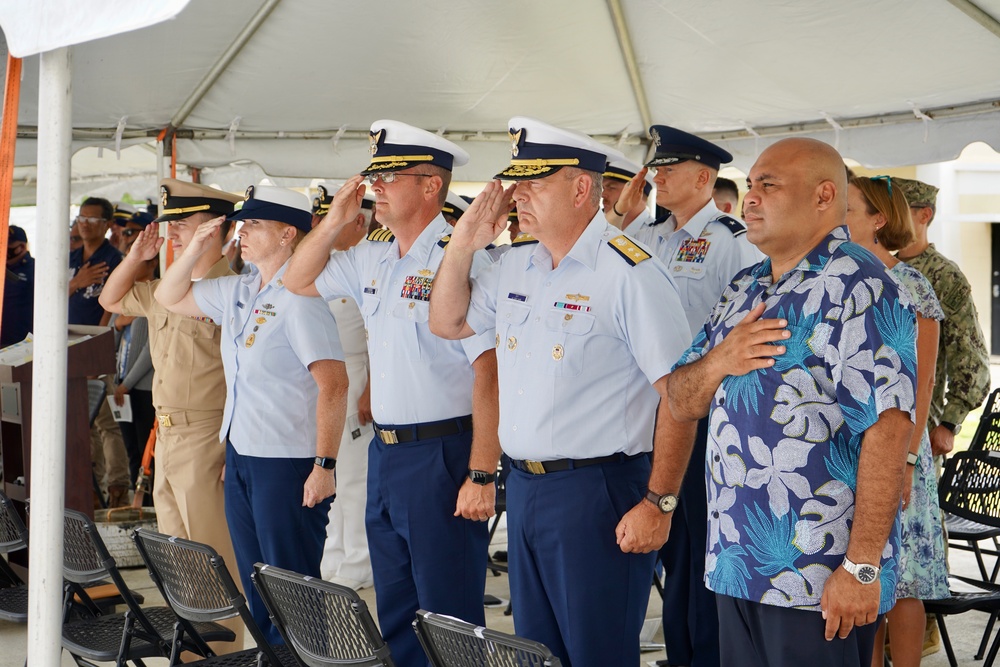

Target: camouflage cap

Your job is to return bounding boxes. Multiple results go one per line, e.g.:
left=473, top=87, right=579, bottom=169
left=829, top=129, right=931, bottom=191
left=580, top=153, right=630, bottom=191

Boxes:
left=895, top=177, right=938, bottom=208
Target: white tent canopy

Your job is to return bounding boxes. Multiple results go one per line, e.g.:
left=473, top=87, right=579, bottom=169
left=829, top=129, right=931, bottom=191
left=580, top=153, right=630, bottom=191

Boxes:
left=4, top=0, right=1000, bottom=188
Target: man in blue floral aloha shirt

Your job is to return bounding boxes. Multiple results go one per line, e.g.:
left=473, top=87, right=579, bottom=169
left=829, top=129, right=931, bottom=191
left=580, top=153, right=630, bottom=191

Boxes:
left=668, top=138, right=917, bottom=667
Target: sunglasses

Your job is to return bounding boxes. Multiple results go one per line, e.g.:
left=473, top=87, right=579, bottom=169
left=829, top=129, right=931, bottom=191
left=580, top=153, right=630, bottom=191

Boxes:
left=121, top=229, right=142, bottom=238
left=75, top=215, right=107, bottom=225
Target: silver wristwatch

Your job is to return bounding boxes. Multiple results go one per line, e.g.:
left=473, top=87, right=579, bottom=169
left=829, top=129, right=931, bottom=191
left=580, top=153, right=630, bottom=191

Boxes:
left=842, top=557, right=880, bottom=585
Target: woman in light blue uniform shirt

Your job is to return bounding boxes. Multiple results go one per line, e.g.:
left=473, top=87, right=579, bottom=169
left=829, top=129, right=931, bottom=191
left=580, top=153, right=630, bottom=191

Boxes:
left=155, top=185, right=347, bottom=643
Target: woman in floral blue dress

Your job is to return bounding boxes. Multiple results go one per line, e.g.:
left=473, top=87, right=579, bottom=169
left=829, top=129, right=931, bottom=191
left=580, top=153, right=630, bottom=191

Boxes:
left=846, top=175, right=950, bottom=667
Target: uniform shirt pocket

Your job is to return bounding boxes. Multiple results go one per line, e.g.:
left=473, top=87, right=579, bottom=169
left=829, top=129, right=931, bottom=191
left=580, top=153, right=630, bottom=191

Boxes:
left=542, top=310, right=595, bottom=376
left=498, top=302, right=532, bottom=367
left=391, top=299, right=437, bottom=360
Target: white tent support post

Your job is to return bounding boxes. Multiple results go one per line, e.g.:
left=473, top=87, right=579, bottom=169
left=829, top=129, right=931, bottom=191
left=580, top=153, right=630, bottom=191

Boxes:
left=27, top=46, right=72, bottom=667
left=946, top=0, right=1000, bottom=40
left=605, top=0, right=652, bottom=132
left=169, top=0, right=282, bottom=129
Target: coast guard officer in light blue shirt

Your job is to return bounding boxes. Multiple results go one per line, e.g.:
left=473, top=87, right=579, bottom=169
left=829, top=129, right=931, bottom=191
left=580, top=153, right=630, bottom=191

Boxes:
left=154, top=185, right=348, bottom=643
left=429, top=117, right=697, bottom=667
left=283, top=120, right=500, bottom=667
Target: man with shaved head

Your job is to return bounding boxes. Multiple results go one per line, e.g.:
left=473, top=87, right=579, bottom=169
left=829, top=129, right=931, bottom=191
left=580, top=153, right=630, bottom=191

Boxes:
left=668, top=138, right=917, bottom=666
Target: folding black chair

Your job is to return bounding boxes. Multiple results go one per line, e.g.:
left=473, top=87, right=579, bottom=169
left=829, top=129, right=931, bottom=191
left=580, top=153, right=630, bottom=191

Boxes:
left=252, top=563, right=394, bottom=666
left=132, top=528, right=295, bottom=667
left=948, top=388, right=1000, bottom=582
left=61, top=509, right=234, bottom=667
left=932, top=450, right=1000, bottom=666
left=0, top=490, right=28, bottom=622
left=412, top=609, right=562, bottom=667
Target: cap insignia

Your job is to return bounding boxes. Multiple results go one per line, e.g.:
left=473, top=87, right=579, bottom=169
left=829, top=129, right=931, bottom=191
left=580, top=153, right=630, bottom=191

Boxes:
left=160, top=186, right=169, bottom=209
left=370, top=129, right=383, bottom=156
left=244, top=185, right=255, bottom=201
left=509, top=128, right=523, bottom=157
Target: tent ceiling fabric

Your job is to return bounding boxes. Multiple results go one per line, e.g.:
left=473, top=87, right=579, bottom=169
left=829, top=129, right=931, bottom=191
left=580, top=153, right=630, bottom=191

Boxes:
left=3, top=0, right=1000, bottom=184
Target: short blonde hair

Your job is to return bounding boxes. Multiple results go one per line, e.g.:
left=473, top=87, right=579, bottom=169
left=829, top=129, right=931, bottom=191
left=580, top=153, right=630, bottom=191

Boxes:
left=849, top=176, right=915, bottom=251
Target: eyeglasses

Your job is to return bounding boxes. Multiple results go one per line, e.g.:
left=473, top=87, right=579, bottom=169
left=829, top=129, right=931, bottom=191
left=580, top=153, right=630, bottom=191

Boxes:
left=74, top=215, right=107, bottom=225
left=869, top=175, right=892, bottom=196
left=365, top=172, right=432, bottom=185
left=121, top=229, right=142, bottom=238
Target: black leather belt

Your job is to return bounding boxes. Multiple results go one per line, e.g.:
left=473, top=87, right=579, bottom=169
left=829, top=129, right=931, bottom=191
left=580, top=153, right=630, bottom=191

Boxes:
left=374, top=416, right=473, bottom=445
left=510, top=452, right=646, bottom=475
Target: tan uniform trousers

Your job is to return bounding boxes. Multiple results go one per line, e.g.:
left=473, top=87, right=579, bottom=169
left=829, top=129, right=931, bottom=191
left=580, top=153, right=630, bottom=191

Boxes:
left=91, top=380, right=131, bottom=492
left=154, top=409, right=245, bottom=652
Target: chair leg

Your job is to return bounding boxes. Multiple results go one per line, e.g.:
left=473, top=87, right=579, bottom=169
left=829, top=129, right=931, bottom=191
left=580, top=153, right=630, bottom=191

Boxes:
left=984, top=620, right=1000, bottom=667
left=979, top=612, right=999, bottom=660
left=936, top=614, right=959, bottom=667
left=973, top=540, right=990, bottom=581
left=991, top=537, right=1000, bottom=583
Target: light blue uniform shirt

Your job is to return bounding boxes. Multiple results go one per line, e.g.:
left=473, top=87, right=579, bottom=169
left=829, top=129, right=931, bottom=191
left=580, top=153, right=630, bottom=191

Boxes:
left=314, top=215, right=495, bottom=425
left=465, top=213, right=691, bottom=461
left=193, top=260, right=344, bottom=458
left=621, top=208, right=656, bottom=242
left=643, top=200, right=763, bottom=340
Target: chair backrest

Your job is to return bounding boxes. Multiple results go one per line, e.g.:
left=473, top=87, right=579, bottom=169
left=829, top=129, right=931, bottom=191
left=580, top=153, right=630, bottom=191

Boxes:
left=939, top=450, right=1000, bottom=527
left=62, top=509, right=164, bottom=642
left=0, top=491, right=28, bottom=556
left=968, top=388, right=1000, bottom=451
left=253, top=563, right=394, bottom=667
left=63, top=509, right=115, bottom=584
left=132, top=528, right=283, bottom=666
left=412, top=610, right=562, bottom=667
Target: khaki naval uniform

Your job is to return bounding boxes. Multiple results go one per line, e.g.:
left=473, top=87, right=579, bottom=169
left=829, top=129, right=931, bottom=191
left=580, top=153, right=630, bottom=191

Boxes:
left=120, top=255, right=243, bottom=650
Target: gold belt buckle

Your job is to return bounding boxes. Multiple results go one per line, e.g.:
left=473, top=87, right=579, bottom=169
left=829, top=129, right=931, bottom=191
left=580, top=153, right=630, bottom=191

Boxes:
left=157, top=414, right=173, bottom=428
left=524, top=460, right=547, bottom=475
left=379, top=429, right=398, bottom=444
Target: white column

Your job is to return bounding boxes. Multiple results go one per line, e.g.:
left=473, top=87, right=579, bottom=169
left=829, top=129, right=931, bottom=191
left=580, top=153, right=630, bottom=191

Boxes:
left=27, top=45, right=72, bottom=667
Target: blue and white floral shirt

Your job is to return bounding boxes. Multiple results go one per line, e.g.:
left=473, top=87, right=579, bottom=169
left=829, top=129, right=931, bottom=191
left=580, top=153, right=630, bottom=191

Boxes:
left=674, top=226, right=917, bottom=614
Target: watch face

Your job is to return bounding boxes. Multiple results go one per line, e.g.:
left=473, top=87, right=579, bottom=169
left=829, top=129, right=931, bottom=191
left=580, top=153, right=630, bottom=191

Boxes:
left=857, top=565, right=878, bottom=584
left=658, top=494, right=678, bottom=513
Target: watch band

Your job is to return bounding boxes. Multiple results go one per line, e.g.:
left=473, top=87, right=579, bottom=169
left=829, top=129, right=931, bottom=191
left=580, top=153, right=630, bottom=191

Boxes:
left=940, top=421, right=962, bottom=435
left=468, top=469, right=496, bottom=485
left=314, top=456, right=337, bottom=470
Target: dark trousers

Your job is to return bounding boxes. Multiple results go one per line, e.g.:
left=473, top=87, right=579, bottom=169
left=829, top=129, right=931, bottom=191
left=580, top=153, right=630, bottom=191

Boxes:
left=659, top=417, right=718, bottom=667
left=224, top=442, right=332, bottom=644
left=366, top=429, right=489, bottom=667
left=507, top=454, right=656, bottom=667
left=717, top=595, right=881, bottom=667
left=118, top=388, right=155, bottom=495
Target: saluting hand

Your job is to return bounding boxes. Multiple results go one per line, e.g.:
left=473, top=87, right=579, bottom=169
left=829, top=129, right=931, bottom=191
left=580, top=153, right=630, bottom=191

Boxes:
left=302, top=466, right=336, bottom=508
left=126, top=225, right=163, bottom=263
left=608, top=166, right=648, bottom=222
left=449, top=180, right=516, bottom=251
left=320, top=175, right=366, bottom=230
left=182, top=216, right=225, bottom=260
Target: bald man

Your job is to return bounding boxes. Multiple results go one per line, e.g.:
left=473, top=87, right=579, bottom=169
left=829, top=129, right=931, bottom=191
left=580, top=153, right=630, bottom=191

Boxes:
left=667, top=139, right=916, bottom=667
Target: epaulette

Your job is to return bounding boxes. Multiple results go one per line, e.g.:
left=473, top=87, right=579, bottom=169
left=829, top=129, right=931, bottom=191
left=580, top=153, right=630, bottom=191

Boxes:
left=367, top=228, right=395, bottom=243
left=511, top=233, right=539, bottom=247
left=650, top=206, right=672, bottom=226
left=437, top=235, right=451, bottom=248
left=715, top=215, right=747, bottom=237
left=607, top=235, right=651, bottom=266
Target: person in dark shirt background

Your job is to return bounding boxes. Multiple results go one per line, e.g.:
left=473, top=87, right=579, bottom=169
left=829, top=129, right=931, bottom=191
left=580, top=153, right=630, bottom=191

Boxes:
left=2, top=225, right=34, bottom=347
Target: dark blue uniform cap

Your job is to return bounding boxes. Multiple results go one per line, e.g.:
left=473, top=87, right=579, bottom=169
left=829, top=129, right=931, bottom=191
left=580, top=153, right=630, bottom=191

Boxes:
left=129, top=211, right=156, bottom=227
left=645, top=125, right=732, bottom=171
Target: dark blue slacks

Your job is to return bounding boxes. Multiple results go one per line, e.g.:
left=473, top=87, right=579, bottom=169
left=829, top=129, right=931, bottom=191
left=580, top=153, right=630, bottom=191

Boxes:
left=225, top=442, right=332, bottom=644
left=507, top=454, right=656, bottom=667
left=366, top=430, right=489, bottom=667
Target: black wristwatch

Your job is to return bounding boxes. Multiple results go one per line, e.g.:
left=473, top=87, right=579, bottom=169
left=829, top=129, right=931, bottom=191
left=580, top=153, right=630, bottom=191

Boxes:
left=940, top=421, right=962, bottom=435
left=645, top=490, right=679, bottom=514
left=314, top=456, right=337, bottom=470
left=468, top=469, right=496, bottom=485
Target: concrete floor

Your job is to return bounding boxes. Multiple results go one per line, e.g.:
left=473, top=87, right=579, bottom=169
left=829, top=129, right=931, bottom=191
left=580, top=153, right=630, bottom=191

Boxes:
left=0, top=517, right=994, bottom=667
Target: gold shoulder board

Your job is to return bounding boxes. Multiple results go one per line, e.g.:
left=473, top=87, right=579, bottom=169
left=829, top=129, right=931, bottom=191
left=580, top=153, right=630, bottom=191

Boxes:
left=607, top=235, right=651, bottom=266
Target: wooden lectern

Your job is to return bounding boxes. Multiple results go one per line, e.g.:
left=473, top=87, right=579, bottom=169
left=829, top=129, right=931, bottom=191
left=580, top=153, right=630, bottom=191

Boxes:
left=0, top=326, right=115, bottom=569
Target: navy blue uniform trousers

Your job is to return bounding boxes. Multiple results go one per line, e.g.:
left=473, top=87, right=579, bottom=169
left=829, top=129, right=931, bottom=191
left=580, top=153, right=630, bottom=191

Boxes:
left=717, top=595, right=881, bottom=667
left=659, top=416, right=718, bottom=667
left=224, top=442, right=333, bottom=644
left=367, top=428, right=489, bottom=667
left=507, top=454, right=656, bottom=667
